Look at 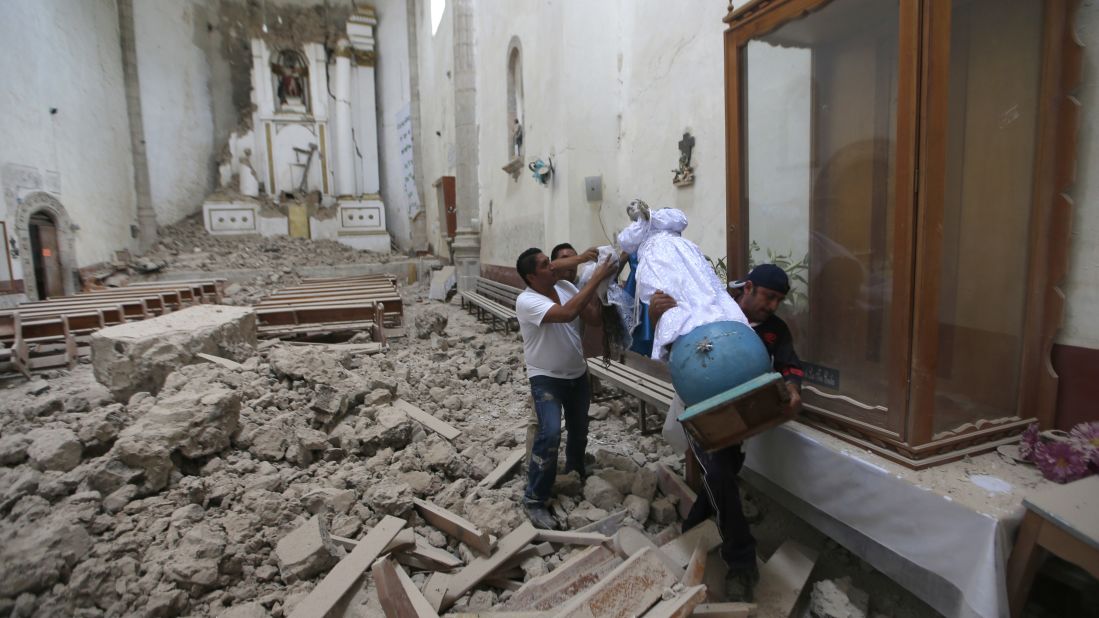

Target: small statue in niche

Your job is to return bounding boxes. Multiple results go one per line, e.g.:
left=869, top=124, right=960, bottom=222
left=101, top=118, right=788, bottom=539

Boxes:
left=512, top=119, right=523, bottom=159
left=217, top=144, right=234, bottom=189
left=672, top=131, right=695, bottom=186
left=271, top=49, right=309, bottom=111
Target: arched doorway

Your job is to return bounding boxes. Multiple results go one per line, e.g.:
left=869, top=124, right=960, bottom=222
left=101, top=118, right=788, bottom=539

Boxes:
left=15, top=192, right=77, bottom=300
left=29, top=211, right=63, bottom=299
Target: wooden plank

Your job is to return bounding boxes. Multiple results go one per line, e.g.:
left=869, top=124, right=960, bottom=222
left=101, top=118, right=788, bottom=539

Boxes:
left=413, top=498, right=492, bottom=556
left=752, top=541, right=818, bottom=618
left=534, top=529, right=609, bottom=546
left=395, top=399, right=462, bottom=441
left=439, top=523, right=539, bottom=611
left=196, top=352, right=243, bottom=371
left=448, top=613, right=551, bottom=618
left=690, top=602, right=756, bottom=617
left=660, top=520, right=721, bottom=569
left=575, top=509, right=628, bottom=536
left=611, top=526, right=684, bottom=579
left=682, top=539, right=708, bottom=587
left=399, top=537, right=463, bottom=570
left=372, top=557, right=440, bottom=618
left=288, top=515, right=405, bottom=618
left=643, top=584, right=707, bottom=618
left=422, top=572, right=451, bottom=613
left=656, top=464, right=698, bottom=520
left=555, top=547, right=679, bottom=618
left=504, top=545, right=620, bottom=611
left=478, top=449, right=524, bottom=488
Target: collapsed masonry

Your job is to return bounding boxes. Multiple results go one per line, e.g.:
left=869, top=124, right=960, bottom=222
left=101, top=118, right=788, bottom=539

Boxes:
left=0, top=284, right=874, bottom=618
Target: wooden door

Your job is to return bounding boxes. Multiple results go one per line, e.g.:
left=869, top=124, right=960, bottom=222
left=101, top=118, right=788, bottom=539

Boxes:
left=30, top=218, right=63, bottom=299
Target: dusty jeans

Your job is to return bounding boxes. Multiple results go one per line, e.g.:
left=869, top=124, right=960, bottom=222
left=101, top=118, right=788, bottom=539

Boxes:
left=523, top=373, right=591, bottom=507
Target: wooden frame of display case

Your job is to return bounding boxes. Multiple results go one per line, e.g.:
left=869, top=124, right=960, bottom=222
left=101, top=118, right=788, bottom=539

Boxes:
left=723, top=0, right=1082, bottom=467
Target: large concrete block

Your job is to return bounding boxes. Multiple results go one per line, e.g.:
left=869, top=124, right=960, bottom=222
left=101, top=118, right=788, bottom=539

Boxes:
left=90, top=305, right=256, bottom=401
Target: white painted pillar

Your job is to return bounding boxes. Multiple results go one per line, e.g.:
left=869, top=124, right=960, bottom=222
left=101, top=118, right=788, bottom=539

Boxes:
left=334, top=40, right=356, bottom=196
left=348, top=8, right=381, bottom=196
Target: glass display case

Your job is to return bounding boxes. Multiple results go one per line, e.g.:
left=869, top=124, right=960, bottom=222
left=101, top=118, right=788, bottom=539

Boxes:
left=723, top=0, right=1082, bottom=466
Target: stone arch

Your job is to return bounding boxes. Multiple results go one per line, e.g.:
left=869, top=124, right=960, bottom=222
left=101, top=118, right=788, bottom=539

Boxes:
left=15, top=192, right=78, bottom=299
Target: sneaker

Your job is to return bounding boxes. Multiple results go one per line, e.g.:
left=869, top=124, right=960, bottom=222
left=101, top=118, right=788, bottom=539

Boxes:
left=523, top=503, right=559, bottom=530
left=724, top=564, right=760, bottom=602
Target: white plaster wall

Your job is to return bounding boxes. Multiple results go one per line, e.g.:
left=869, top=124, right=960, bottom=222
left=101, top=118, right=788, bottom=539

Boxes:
left=415, top=0, right=457, bottom=256
left=134, top=0, right=221, bottom=227
left=1061, top=0, right=1099, bottom=348
left=0, top=0, right=137, bottom=269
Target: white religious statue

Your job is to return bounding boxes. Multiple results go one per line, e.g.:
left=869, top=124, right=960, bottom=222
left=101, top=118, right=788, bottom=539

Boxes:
left=239, top=149, right=260, bottom=197
left=217, top=145, right=234, bottom=189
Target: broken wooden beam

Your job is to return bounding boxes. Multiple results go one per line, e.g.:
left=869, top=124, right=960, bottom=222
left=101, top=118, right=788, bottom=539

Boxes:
left=656, top=463, right=697, bottom=519
left=288, top=515, right=405, bottom=618
left=478, top=448, right=525, bottom=488
left=575, top=509, right=628, bottom=536
left=690, top=602, right=757, bottom=617
left=534, top=529, right=610, bottom=546
left=398, top=536, right=463, bottom=571
left=682, top=539, right=708, bottom=587
left=372, top=557, right=440, bottom=618
left=753, top=540, right=818, bottom=618
left=503, top=544, right=622, bottom=611
left=555, top=546, right=679, bottom=618
left=422, top=572, right=451, bottom=613
left=394, top=398, right=461, bottom=440
left=413, top=497, right=493, bottom=556
left=331, top=526, right=414, bottom=554
left=436, top=523, right=539, bottom=611
left=644, top=584, right=707, bottom=618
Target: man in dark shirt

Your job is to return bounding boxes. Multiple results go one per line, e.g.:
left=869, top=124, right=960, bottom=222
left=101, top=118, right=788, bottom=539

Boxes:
left=649, top=263, right=802, bottom=601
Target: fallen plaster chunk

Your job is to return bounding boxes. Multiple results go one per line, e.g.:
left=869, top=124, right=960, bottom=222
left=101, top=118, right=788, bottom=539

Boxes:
left=90, top=304, right=256, bottom=401
left=413, top=497, right=493, bottom=556
left=554, top=546, right=679, bottom=618
left=612, top=526, right=685, bottom=579
left=394, top=399, right=462, bottom=441
left=753, top=540, right=819, bottom=618
left=287, top=515, right=405, bottom=618
left=275, top=515, right=344, bottom=583
left=660, top=519, right=721, bottom=569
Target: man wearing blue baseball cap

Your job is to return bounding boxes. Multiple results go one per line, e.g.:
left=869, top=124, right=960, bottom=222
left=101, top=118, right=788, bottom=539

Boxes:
left=649, top=263, right=803, bottom=601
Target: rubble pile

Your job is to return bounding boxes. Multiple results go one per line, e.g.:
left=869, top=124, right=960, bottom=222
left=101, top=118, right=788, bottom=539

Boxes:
left=0, top=291, right=690, bottom=617
left=140, top=215, right=398, bottom=274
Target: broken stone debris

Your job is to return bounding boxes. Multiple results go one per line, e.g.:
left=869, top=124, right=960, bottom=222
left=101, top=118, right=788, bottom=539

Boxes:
left=0, top=280, right=859, bottom=617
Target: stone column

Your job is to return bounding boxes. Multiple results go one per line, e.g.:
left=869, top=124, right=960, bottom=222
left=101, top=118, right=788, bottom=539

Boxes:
left=333, top=40, right=356, bottom=196
left=116, top=0, right=158, bottom=253
left=347, top=7, right=381, bottom=196
left=451, top=0, right=481, bottom=290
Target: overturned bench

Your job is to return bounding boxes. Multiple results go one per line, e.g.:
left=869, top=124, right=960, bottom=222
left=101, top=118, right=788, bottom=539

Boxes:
left=587, top=355, right=673, bottom=435
left=460, top=276, right=520, bottom=333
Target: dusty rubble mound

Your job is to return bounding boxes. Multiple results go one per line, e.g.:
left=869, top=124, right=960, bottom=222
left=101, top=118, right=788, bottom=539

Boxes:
left=0, top=286, right=920, bottom=618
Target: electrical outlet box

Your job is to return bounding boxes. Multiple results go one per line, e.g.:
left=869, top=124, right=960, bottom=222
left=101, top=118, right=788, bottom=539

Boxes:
left=585, top=176, right=603, bottom=202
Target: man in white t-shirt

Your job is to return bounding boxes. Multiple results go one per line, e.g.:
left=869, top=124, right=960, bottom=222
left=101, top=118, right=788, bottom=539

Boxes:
left=514, top=247, right=616, bottom=529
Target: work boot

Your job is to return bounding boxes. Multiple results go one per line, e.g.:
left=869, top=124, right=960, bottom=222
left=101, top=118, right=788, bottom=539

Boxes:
left=724, top=564, right=760, bottom=602
left=523, top=503, right=559, bottom=530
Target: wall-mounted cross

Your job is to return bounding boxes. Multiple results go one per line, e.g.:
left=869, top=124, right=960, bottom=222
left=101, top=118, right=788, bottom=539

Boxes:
left=678, top=132, right=695, bottom=165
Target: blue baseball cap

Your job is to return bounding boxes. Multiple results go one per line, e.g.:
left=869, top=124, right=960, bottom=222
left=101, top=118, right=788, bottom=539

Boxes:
left=728, top=263, right=790, bottom=295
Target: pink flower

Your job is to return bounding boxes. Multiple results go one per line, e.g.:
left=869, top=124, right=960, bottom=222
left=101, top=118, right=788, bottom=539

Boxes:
left=1033, top=440, right=1091, bottom=484
left=1018, top=422, right=1040, bottom=462
left=1070, top=421, right=1099, bottom=467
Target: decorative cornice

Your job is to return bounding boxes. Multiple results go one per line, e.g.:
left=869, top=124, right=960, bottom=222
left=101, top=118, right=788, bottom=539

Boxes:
left=352, top=49, right=376, bottom=67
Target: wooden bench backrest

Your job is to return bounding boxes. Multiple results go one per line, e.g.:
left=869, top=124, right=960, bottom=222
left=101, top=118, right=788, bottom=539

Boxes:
left=475, top=278, right=521, bottom=308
